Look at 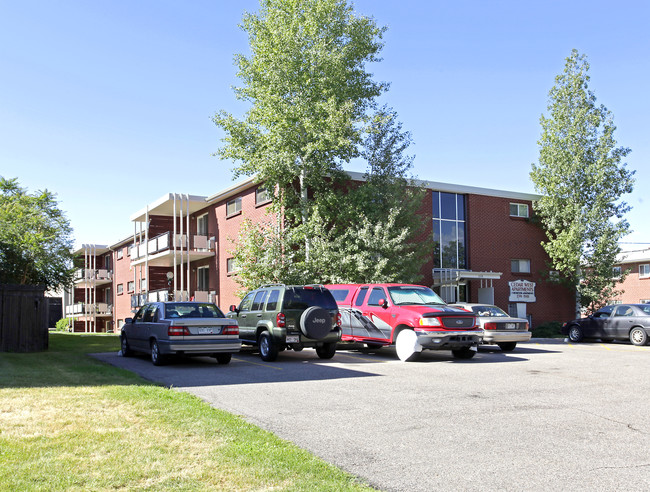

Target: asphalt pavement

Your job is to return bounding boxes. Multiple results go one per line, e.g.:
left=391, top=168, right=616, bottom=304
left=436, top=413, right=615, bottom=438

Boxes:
left=94, top=340, right=650, bottom=491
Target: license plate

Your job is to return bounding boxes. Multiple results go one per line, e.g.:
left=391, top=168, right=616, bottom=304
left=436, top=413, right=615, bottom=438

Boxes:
left=505, top=323, right=516, bottom=330
left=286, top=335, right=299, bottom=343
left=198, top=327, right=219, bottom=335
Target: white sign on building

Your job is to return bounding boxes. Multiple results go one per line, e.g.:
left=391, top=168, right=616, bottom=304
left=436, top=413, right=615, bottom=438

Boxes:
left=509, top=279, right=536, bottom=302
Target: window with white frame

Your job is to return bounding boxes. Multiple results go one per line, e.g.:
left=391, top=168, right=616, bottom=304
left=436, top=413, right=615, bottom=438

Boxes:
left=116, top=248, right=123, bottom=260
left=227, top=258, right=237, bottom=274
left=640, top=264, right=650, bottom=278
left=226, top=197, right=242, bottom=217
left=256, top=186, right=271, bottom=205
left=141, top=278, right=147, bottom=291
left=117, top=283, right=124, bottom=295
left=511, top=259, right=531, bottom=273
left=197, top=266, right=209, bottom=291
left=197, top=213, right=208, bottom=236
left=509, top=203, right=529, bottom=218
left=127, top=281, right=135, bottom=293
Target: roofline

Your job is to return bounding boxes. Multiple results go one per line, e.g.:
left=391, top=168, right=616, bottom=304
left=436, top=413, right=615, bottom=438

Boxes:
left=206, top=175, right=259, bottom=204
left=129, top=193, right=208, bottom=222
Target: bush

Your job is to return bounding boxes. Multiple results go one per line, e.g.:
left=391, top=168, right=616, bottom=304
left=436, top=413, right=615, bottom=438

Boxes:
left=531, top=321, right=563, bottom=338
left=55, top=318, right=72, bottom=332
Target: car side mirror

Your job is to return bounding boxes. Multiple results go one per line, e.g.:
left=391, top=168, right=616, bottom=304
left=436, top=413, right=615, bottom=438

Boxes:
left=229, top=304, right=238, bottom=314
left=125, top=317, right=133, bottom=324
left=378, top=298, right=388, bottom=309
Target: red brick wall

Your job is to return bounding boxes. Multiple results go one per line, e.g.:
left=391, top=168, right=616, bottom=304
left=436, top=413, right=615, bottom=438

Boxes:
left=614, top=262, right=650, bottom=303
left=113, top=244, right=134, bottom=330
left=465, top=195, right=574, bottom=326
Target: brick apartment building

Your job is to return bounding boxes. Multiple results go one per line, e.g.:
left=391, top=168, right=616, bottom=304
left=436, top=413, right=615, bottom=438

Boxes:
left=612, top=248, right=650, bottom=304
left=64, top=171, right=576, bottom=332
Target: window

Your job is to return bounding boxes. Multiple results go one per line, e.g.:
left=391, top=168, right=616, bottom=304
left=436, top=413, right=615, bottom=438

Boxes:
left=141, top=278, right=147, bottom=291
left=256, top=186, right=271, bottom=205
left=239, top=292, right=255, bottom=312
left=117, top=283, right=124, bottom=295
left=116, top=248, right=123, bottom=260
left=227, top=258, right=237, bottom=274
left=510, top=203, right=529, bottom=218
left=127, top=281, right=135, bottom=293
left=266, top=289, right=281, bottom=311
left=197, top=213, right=209, bottom=236
left=226, top=197, right=242, bottom=217
left=251, top=290, right=268, bottom=311
left=197, top=266, right=209, bottom=291
left=640, top=299, right=650, bottom=304
left=511, top=259, right=531, bottom=273
left=640, top=264, right=650, bottom=278
left=432, top=192, right=466, bottom=269
left=613, top=266, right=622, bottom=278
left=355, top=287, right=369, bottom=306
left=367, top=287, right=387, bottom=306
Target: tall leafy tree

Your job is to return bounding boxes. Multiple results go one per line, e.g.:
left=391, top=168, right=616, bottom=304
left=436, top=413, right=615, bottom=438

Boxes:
left=530, top=50, right=635, bottom=313
left=0, top=177, right=75, bottom=290
left=213, top=0, right=387, bottom=232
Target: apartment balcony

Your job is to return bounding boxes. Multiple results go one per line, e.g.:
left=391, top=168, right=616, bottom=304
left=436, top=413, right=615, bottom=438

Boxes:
left=73, top=268, right=113, bottom=286
left=129, top=232, right=215, bottom=267
left=130, top=289, right=216, bottom=309
left=65, top=302, right=113, bottom=318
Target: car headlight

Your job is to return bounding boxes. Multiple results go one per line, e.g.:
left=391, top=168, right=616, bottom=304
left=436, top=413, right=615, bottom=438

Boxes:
left=419, top=317, right=442, bottom=327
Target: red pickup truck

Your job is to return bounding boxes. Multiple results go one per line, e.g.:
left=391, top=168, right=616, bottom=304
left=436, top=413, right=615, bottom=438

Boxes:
left=326, top=283, right=481, bottom=361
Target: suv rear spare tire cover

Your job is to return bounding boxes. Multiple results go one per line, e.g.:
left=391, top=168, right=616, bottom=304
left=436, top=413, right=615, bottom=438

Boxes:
left=299, top=306, right=332, bottom=339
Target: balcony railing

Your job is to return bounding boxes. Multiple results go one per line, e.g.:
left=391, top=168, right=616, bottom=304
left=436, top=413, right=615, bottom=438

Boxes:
left=129, top=232, right=214, bottom=260
left=65, top=303, right=113, bottom=316
left=74, top=268, right=113, bottom=282
left=130, top=290, right=216, bottom=309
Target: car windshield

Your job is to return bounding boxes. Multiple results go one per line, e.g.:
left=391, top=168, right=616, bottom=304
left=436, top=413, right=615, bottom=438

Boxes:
left=165, top=303, right=225, bottom=319
left=284, top=287, right=337, bottom=310
left=471, top=305, right=508, bottom=317
left=388, top=286, right=446, bottom=306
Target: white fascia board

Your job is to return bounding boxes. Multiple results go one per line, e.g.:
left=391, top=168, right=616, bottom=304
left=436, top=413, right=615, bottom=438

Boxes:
left=617, top=248, right=650, bottom=264
left=344, top=171, right=540, bottom=201
left=205, top=175, right=259, bottom=204
left=73, top=244, right=110, bottom=256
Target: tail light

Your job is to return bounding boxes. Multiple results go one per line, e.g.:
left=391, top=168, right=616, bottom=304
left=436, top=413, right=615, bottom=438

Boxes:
left=276, top=312, right=286, bottom=328
left=524, top=322, right=530, bottom=331
left=336, top=312, right=342, bottom=327
left=223, top=325, right=239, bottom=335
left=168, top=325, right=190, bottom=336
left=484, top=322, right=497, bottom=330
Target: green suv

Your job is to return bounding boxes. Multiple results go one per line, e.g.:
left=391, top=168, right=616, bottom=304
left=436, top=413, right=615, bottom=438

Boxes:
left=228, top=284, right=342, bottom=362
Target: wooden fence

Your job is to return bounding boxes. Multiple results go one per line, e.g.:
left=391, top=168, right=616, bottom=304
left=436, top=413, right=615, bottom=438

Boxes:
left=0, top=284, right=48, bottom=352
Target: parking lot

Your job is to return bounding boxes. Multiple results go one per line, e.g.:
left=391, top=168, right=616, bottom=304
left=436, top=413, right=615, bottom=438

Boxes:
left=96, top=340, right=650, bottom=491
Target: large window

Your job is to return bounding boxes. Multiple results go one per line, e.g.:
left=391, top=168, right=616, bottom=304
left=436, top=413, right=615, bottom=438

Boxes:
left=197, top=213, right=208, bottom=236
left=432, top=192, right=466, bottom=269
left=640, top=264, right=650, bottom=278
left=197, top=266, right=209, bottom=291
left=256, top=186, right=271, bottom=205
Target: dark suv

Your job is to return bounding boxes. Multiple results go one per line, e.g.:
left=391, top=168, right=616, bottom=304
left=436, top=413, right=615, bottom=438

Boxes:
left=228, top=284, right=342, bottom=361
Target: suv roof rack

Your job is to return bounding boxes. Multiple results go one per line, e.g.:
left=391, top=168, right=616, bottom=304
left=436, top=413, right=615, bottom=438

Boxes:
left=259, top=283, right=285, bottom=289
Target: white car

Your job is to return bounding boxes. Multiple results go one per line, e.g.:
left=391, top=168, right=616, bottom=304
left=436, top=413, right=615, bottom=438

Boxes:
left=451, top=303, right=531, bottom=351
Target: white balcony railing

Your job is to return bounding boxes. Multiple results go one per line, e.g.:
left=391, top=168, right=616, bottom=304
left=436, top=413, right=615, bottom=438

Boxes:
left=130, top=232, right=214, bottom=260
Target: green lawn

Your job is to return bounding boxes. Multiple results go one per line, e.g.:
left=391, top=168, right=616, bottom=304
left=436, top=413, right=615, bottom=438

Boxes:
left=0, top=333, right=373, bottom=491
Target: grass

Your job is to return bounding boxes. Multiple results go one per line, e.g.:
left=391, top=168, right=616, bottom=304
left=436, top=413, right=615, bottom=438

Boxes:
left=0, top=333, right=373, bottom=491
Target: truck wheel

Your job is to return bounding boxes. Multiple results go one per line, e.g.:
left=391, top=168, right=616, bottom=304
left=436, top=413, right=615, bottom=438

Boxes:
left=395, top=329, right=422, bottom=362
left=497, top=342, right=517, bottom=352
left=299, top=307, right=332, bottom=339
left=452, top=347, right=476, bottom=359
left=316, top=342, right=336, bottom=359
left=258, top=331, right=279, bottom=362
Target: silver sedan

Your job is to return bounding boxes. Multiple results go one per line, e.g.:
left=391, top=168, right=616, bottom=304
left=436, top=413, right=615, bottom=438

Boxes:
left=451, top=303, right=531, bottom=351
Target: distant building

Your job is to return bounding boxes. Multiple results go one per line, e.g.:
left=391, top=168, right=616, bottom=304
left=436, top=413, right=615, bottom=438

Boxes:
left=614, top=248, right=650, bottom=304
left=66, top=171, right=576, bottom=332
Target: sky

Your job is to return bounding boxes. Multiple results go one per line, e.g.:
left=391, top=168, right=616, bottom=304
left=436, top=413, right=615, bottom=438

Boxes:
left=1, top=0, right=648, bottom=250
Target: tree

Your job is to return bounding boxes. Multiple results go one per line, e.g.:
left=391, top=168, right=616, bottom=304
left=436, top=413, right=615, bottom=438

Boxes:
left=0, top=177, right=75, bottom=290
left=530, top=50, right=635, bottom=313
left=213, top=0, right=387, bottom=233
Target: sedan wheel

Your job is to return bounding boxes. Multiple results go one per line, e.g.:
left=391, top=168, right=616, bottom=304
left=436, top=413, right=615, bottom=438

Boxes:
left=568, top=325, right=583, bottom=343
left=214, top=353, right=232, bottom=365
left=451, top=347, right=476, bottom=359
left=395, top=329, right=422, bottom=362
left=629, top=327, right=648, bottom=346
left=497, top=342, right=517, bottom=352
left=120, top=335, right=132, bottom=357
left=150, top=340, right=167, bottom=366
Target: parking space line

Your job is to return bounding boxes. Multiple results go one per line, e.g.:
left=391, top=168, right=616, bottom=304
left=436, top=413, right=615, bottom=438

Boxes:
left=232, top=358, right=284, bottom=370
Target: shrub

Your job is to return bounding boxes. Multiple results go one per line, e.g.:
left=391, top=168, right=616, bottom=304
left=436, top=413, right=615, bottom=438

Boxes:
left=55, top=318, right=72, bottom=332
left=531, top=321, right=563, bottom=338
